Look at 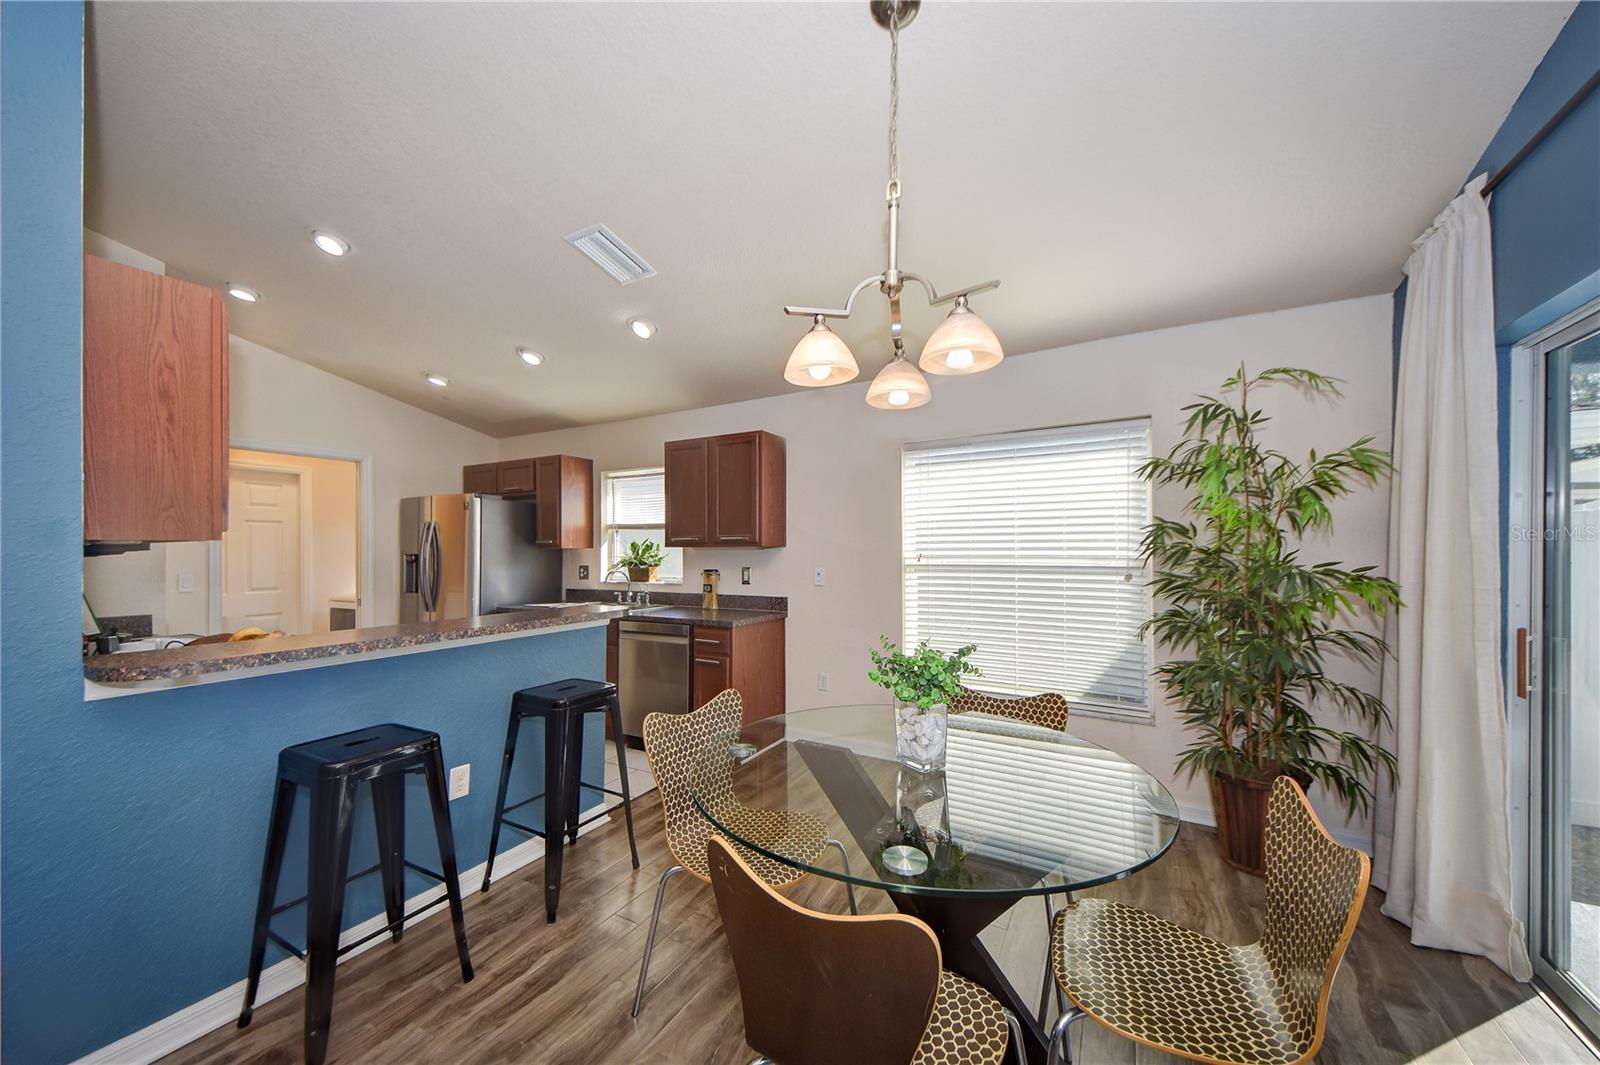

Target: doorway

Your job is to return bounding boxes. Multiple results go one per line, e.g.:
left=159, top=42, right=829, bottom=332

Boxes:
left=216, top=447, right=362, bottom=636
left=1515, top=304, right=1600, bottom=1037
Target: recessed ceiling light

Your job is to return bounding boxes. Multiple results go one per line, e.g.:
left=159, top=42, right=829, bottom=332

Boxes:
left=517, top=347, right=545, bottom=367
left=310, top=230, right=350, bottom=257
left=226, top=284, right=261, bottom=302
left=423, top=372, right=450, bottom=388
left=628, top=317, right=657, bottom=340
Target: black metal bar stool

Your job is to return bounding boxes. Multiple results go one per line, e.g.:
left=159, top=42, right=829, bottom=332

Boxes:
left=237, top=723, right=474, bottom=1065
left=482, top=678, right=640, bottom=921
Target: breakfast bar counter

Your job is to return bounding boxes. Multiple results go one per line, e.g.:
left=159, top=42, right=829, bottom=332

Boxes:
left=83, top=603, right=631, bottom=695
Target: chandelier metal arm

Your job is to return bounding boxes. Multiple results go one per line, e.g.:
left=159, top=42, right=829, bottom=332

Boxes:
left=901, top=273, right=1003, bottom=307
left=782, top=273, right=888, bottom=320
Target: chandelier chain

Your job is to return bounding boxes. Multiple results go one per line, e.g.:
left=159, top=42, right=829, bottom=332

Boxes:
left=887, top=1, right=900, bottom=199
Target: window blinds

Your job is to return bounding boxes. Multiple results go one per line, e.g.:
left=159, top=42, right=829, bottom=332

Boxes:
left=902, top=419, right=1153, bottom=720
left=607, top=470, right=666, bottom=525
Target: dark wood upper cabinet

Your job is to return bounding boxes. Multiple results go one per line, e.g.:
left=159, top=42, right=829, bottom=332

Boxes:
left=664, top=438, right=710, bottom=546
left=463, top=462, right=498, bottom=495
left=534, top=454, right=593, bottom=548
left=665, top=431, right=785, bottom=548
left=83, top=255, right=229, bottom=542
left=462, top=454, right=593, bottom=548
left=496, top=458, right=536, bottom=495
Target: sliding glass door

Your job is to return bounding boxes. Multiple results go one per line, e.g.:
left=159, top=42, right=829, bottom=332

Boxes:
left=1536, top=309, right=1600, bottom=1034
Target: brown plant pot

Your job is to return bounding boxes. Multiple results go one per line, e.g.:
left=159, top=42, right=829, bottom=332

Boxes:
left=626, top=565, right=658, bottom=583
left=1210, top=770, right=1275, bottom=876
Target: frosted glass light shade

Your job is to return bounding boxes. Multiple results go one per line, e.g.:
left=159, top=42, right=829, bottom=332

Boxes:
left=784, top=319, right=859, bottom=386
left=866, top=355, right=931, bottom=410
left=919, top=299, right=1003, bottom=375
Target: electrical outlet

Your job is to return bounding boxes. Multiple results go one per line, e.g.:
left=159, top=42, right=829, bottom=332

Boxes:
left=448, top=764, right=470, bottom=800
left=813, top=567, right=826, bottom=586
left=817, top=671, right=831, bottom=692
left=741, top=566, right=752, bottom=585
left=578, top=564, right=590, bottom=580
left=176, top=572, right=195, bottom=593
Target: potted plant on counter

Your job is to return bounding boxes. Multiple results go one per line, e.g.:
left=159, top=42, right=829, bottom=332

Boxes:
left=867, top=636, right=978, bottom=772
left=610, top=538, right=667, bottom=584
left=1140, top=365, right=1401, bottom=874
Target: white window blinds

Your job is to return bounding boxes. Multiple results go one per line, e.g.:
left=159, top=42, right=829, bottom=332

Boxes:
left=902, top=419, right=1153, bottom=720
left=607, top=470, right=666, bottom=525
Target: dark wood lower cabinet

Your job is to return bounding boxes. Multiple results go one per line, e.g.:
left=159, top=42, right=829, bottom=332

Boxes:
left=693, top=618, right=784, bottom=724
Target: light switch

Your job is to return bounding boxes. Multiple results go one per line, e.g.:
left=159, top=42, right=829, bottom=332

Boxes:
left=813, top=567, right=825, bottom=587
left=176, top=572, right=195, bottom=593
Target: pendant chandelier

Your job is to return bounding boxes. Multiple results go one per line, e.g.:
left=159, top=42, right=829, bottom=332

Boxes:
left=781, top=0, right=1002, bottom=410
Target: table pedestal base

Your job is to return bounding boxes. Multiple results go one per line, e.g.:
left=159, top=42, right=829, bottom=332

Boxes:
left=891, top=891, right=1049, bottom=1065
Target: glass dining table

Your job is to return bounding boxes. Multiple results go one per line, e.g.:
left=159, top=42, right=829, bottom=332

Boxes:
left=689, top=703, right=1180, bottom=1065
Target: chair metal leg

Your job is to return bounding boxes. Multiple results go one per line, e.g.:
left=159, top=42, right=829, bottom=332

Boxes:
left=824, top=837, right=858, bottom=915
left=1038, top=894, right=1055, bottom=1026
left=1002, top=1008, right=1026, bottom=1065
left=1047, top=1006, right=1085, bottom=1065
left=631, top=864, right=686, bottom=1018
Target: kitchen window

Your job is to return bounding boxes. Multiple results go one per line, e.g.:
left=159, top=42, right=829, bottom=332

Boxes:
left=902, top=419, right=1153, bottom=721
left=601, top=468, right=684, bottom=584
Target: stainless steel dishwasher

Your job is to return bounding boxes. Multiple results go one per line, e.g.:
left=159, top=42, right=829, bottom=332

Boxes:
left=618, top=619, right=692, bottom=738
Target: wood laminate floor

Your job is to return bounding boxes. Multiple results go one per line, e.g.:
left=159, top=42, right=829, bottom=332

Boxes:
left=169, top=799, right=1597, bottom=1065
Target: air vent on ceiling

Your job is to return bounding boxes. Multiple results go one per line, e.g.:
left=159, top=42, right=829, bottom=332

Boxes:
left=563, top=223, right=656, bottom=285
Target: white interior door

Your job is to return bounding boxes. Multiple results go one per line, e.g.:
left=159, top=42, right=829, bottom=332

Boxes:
left=222, top=467, right=303, bottom=633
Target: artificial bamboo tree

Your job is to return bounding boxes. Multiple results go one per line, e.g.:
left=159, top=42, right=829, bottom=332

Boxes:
left=1140, top=366, right=1401, bottom=872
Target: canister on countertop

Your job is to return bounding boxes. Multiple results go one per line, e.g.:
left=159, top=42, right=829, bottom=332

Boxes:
left=701, top=568, right=720, bottom=610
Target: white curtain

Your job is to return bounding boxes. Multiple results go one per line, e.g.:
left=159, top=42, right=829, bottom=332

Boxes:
left=1376, top=174, right=1531, bottom=980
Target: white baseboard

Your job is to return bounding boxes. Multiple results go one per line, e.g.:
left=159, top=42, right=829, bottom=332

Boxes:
left=1177, top=802, right=1371, bottom=855
left=73, top=802, right=613, bottom=1065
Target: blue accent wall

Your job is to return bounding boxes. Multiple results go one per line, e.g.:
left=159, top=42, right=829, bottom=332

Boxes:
left=1, top=7, right=605, bottom=1061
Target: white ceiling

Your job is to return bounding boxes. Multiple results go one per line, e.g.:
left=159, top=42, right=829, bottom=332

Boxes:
left=86, top=2, right=1573, bottom=436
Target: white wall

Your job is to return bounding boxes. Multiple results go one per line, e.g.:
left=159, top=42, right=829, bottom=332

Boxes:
left=229, top=337, right=497, bottom=625
left=498, top=295, right=1396, bottom=840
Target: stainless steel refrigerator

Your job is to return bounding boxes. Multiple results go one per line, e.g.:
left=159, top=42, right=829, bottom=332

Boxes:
left=399, top=494, right=563, bottom=622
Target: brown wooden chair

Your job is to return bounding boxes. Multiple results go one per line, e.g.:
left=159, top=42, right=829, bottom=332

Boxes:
left=631, top=689, right=857, bottom=1017
left=1045, top=777, right=1370, bottom=1065
left=708, top=836, right=1022, bottom=1065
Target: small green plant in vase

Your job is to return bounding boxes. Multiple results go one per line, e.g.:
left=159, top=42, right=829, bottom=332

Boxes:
left=610, top=539, right=667, bottom=584
left=868, top=636, right=978, bottom=772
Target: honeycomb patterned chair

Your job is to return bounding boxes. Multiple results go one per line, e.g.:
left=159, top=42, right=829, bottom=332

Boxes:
left=708, top=836, right=1022, bottom=1065
left=631, top=689, right=856, bottom=1017
left=1045, top=777, right=1370, bottom=1065
left=950, top=686, right=1071, bottom=733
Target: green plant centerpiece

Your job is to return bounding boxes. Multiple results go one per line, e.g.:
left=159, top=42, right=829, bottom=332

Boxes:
left=868, top=636, right=978, bottom=772
left=610, top=538, right=667, bottom=584
left=1140, top=365, right=1401, bottom=874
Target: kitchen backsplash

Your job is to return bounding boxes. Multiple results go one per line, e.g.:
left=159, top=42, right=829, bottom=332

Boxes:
left=565, top=588, right=787, bottom=613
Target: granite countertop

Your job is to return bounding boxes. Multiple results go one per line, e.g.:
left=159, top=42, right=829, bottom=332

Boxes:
left=83, top=603, right=629, bottom=684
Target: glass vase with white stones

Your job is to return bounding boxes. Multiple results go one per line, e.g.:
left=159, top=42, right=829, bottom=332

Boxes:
left=866, top=635, right=978, bottom=776
left=895, top=700, right=948, bottom=772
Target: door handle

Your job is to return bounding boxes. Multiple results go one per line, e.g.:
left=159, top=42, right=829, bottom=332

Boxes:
left=694, top=657, right=723, bottom=667
left=1516, top=627, right=1530, bottom=699
left=427, top=523, right=442, bottom=613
